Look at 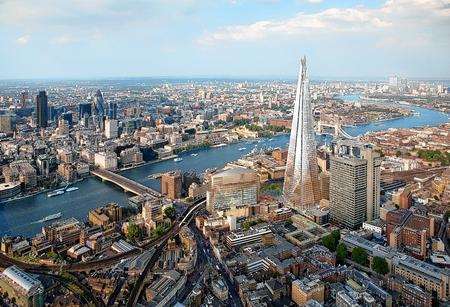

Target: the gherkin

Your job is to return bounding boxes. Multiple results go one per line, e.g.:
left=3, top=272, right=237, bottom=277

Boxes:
left=283, top=57, right=321, bottom=210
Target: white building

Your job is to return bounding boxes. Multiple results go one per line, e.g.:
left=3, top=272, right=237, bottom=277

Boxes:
left=104, top=119, right=118, bottom=139
left=94, top=151, right=118, bottom=170
left=225, top=227, right=272, bottom=247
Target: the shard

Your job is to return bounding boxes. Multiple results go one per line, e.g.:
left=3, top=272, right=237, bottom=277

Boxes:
left=283, top=57, right=321, bottom=210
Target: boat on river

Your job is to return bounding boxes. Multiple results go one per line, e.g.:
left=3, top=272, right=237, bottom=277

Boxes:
left=148, top=173, right=164, bottom=179
left=191, top=153, right=199, bottom=157
left=174, top=157, right=183, bottom=162
left=238, top=147, right=246, bottom=151
left=47, top=190, right=65, bottom=197
left=41, top=212, right=62, bottom=222
left=211, top=143, right=227, bottom=148
left=66, top=187, right=79, bottom=192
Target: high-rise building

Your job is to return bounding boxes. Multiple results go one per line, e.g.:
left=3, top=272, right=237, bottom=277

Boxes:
left=104, top=119, right=118, bottom=139
left=106, top=102, right=118, bottom=119
left=283, top=57, right=321, bottom=210
left=92, top=90, right=105, bottom=117
left=36, top=90, right=48, bottom=128
left=161, top=171, right=182, bottom=200
left=329, top=140, right=381, bottom=229
left=206, top=167, right=259, bottom=216
left=20, top=91, right=28, bottom=108
left=319, top=171, right=330, bottom=201
left=92, top=90, right=105, bottom=130
left=78, top=102, right=92, bottom=119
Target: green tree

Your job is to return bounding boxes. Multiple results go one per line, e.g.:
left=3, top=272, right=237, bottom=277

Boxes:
left=322, top=234, right=337, bottom=252
left=372, top=256, right=389, bottom=275
left=336, top=243, right=347, bottom=264
left=151, top=225, right=168, bottom=238
left=417, top=149, right=450, bottom=166
left=164, top=206, right=176, bottom=219
left=322, top=230, right=340, bottom=252
left=331, top=229, right=341, bottom=242
left=395, top=150, right=401, bottom=157
left=126, top=223, right=143, bottom=241
left=352, top=247, right=368, bottom=266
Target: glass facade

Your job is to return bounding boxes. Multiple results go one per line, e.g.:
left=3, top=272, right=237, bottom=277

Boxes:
left=283, top=57, right=321, bottom=210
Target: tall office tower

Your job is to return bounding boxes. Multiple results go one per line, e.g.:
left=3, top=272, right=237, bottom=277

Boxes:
left=78, top=103, right=92, bottom=119
left=161, top=171, right=182, bottom=200
left=92, top=90, right=105, bottom=117
left=106, top=102, right=118, bottom=119
left=36, top=90, right=48, bottom=128
left=92, top=90, right=105, bottom=130
left=329, top=140, right=381, bottom=229
left=20, top=91, right=28, bottom=108
left=283, top=57, right=321, bottom=210
left=104, top=119, right=118, bottom=139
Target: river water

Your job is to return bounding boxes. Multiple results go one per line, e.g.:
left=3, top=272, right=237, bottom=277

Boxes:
left=1, top=99, right=448, bottom=237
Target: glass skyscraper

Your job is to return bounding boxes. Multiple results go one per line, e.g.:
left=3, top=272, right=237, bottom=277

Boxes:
left=283, top=57, right=321, bottom=210
left=36, top=90, right=48, bottom=128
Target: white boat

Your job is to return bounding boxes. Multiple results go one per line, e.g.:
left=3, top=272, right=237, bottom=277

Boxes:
left=65, top=187, right=79, bottom=192
left=148, top=173, right=163, bottom=179
left=191, top=153, right=199, bottom=157
left=238, top=147, right=246, bottom=151
left=174, top=157, right=183, bottom=162
left=47, top=190, right=65, bottom=197
left=41, top=212, right=62, bottom=222
left=211, top=143, right=227, bottom=148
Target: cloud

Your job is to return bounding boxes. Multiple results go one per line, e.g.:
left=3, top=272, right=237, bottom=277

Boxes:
left=0, top=0, right=206, bottom=28
left=52, top=34, right=78, bottom=45
left=197, top=0, right=450, bottom=46
left=16, top=35, right=30, bottom=45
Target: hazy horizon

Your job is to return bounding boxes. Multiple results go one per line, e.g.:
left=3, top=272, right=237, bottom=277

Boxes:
left=1, top=75, right=450, bottom=84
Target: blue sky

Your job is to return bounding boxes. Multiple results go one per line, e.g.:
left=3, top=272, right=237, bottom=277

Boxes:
left=0, top=0, right=449, bottom=79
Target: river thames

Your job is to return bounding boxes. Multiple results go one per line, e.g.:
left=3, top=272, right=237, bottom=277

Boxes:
left=0, top=102, right=448, bottom=237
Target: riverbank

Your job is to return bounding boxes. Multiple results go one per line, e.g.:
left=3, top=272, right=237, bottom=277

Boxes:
left=0, top=178, right=87, bottom=205
left=117, top=155, right=178, bottom=173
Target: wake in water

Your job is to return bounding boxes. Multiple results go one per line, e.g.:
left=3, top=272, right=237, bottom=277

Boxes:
left=31, top=212, right=63, bottom=224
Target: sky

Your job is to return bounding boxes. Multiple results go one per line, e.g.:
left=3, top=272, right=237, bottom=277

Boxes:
left=0, top=0, right=449, bottom=79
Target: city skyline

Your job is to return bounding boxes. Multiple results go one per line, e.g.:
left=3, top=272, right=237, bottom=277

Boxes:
left=0, top=1, right=449, bottom=306
left=1, top=0, right=449, bottom=79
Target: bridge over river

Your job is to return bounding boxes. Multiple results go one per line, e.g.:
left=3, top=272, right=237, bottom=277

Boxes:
left=91, top=168, right=161, bottom=198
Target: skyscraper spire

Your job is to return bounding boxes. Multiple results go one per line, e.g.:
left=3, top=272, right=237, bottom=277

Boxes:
left=283, top=57, right=321, bottom=210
